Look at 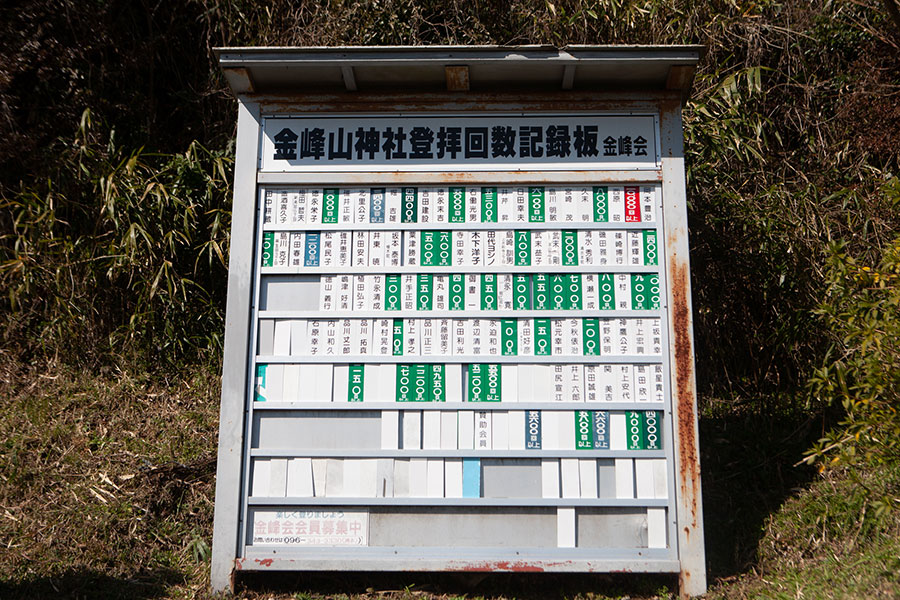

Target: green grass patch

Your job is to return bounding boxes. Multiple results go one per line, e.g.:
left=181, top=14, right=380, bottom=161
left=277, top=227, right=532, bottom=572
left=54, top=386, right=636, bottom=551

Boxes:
left=708, top=465, right=900, bottom=599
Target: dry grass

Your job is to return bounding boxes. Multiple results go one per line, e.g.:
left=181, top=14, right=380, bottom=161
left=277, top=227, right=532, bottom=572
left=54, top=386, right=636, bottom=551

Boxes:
left=706, top=466, right=900, bottom=600
left=0, top=354, right=219, bottom=599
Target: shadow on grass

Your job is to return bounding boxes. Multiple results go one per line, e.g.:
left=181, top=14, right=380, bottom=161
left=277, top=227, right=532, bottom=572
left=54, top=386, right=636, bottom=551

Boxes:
left=700, top=408, right=820, bottom=580
left=0, top=568, right=183, bottom=600
left=237, top=571, right=679, bottom=599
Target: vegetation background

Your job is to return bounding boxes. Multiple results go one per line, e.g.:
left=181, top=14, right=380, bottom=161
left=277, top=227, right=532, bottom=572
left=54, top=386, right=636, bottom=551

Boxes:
left=1, top=1, right=898, bottom=598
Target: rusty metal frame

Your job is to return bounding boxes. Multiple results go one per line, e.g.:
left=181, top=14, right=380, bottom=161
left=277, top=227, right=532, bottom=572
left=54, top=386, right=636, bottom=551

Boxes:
left=659, top=106, right=706, bottom=597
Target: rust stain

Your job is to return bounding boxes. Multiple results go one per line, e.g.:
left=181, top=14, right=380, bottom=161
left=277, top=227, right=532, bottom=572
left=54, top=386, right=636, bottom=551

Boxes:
left=669, top=256, right=700, bottom=531
left=450, top=561, right=546, bottom=573
left=679, top=570, right=692, bottom=600
left=658, top=96, right=682, bottom=113
left=374, top=171, right=482, bottom=184
left=254, top=558, right=274, bottom=567
left=445, top=66, right=470, bottom=92
left=230, top=558, right=243, bottom=592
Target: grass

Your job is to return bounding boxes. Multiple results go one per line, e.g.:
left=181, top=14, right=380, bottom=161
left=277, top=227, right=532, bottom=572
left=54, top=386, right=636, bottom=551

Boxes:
left=718, top=535, right=900, bottom=600
left=1, top=359, right=897, bottom=599
left=0, top=356, right=219, bottom=599
left=706, top=465, right=900, bottom=600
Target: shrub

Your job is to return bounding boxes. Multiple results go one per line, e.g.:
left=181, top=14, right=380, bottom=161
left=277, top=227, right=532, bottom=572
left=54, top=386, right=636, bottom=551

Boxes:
left=0, top=111, right=233, bottom=369
left=804, top=178, right=900, bottom=515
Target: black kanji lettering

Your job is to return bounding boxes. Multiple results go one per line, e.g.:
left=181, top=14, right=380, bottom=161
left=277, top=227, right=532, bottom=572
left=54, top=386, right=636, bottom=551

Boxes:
left=519, top=126, right=544, bottom=158
left=545, top=125, right=571, bottom=158
left=574, top=125, right=600, bottom=157
left=437, top=126, right=463, bottom=159
left=299, top=128, right=326, bottom=159
left=273, top=127, right=298, bottom=160
left=354, top=126, right=381, bottom=160
left=464, top=127, right=488, bottom=158
left=618, top=135, right=633, bottom=156
left=491, top=126, right=516, bottom=158
left=382, top=127, right=407, bottom=159
left=409, top=127, right=435, bottom=159
left=328, top=127, right=353, bottom=160
left=634, top=135, right=648, bottom=156
left=602, top=135, right=617, bottom=156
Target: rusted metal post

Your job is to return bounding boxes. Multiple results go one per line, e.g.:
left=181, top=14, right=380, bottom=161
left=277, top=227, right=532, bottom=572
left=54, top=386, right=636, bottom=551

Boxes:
left=659, top=104, right=707, bottom=598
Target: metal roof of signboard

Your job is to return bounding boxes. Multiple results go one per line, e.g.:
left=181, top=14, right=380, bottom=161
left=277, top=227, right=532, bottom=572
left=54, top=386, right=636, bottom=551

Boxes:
left=214, top=45, right=704, bottom=100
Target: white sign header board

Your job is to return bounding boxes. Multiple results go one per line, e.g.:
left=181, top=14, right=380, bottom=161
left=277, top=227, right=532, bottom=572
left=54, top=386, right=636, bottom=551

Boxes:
left=260, top=114, right=659, bottom=172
